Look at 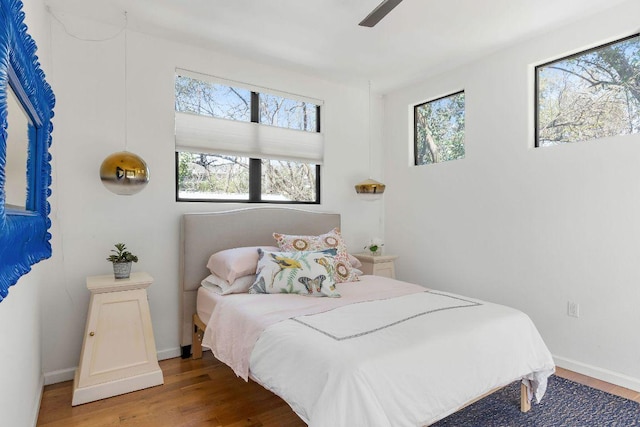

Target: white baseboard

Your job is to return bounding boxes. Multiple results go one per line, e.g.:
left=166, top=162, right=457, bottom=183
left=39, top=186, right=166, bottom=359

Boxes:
left=44, top=367, right=75, bottom=385
left=157, top=347, right=181, bottom=361
left=554, top=355, right=640, bottom=392
left=44, top=347, right=182, bottom=386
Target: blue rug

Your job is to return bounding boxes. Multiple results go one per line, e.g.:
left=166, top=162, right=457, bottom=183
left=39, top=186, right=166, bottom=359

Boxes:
left=432, top=376, right=640, bottom=426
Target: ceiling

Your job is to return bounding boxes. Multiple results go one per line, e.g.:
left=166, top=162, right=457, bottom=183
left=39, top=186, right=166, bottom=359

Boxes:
left=45, top=0, right=629, bottom=93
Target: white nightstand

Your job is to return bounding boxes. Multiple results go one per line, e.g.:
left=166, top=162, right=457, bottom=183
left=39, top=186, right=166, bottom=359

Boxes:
left=72, top=271, right=164, bottom=406
left=353, top=253, right=398, bottom=279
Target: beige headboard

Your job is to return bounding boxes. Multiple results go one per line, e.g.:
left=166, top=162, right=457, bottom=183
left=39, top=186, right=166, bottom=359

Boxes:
left=179, top=207, right=340, bottom=350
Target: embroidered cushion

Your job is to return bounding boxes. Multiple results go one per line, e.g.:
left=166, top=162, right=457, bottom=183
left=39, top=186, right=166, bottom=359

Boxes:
left=273, top=228, right=359, bottom=283
left=249, top=249, right=340, bottom=297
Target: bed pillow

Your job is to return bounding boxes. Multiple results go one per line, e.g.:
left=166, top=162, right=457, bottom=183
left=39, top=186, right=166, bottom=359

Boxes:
left=348, top=253, right=362, bottom=269
left=273, top=228, right=359, bottom=283
left=206, top=246, right=279, bottom=283
left=249, top=249, right=340, bottom=297
left=201, top=273, right=256, bottom=295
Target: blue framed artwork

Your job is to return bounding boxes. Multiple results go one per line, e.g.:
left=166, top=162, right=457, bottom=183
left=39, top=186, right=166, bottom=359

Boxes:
left=0, top=0, right=55, bottom=301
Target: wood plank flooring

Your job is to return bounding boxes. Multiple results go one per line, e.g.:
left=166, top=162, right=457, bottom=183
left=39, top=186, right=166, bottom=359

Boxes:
left=37, top=352, right=640, bottom=427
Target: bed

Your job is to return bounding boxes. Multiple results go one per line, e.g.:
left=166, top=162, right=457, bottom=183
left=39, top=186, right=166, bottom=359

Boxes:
left=179, top=207, right=555, bottom=426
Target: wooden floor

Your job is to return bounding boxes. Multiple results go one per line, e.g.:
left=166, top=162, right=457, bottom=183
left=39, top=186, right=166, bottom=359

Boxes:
left=37, top=352, right=640, bottom=427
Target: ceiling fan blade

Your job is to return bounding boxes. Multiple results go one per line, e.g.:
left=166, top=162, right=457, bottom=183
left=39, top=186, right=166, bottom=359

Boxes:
left=359, top=0, right=403, bottom=27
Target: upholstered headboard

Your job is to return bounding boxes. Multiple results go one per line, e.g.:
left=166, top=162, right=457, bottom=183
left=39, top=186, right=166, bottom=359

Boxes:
left=179, top=207, right=340, bottom=350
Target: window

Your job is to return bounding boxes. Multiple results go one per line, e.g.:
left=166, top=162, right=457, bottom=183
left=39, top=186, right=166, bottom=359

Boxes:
left=414, top=91, right=465, bottom=166
left=536, top=34, right=640, bottom=147
left=174, top=70, right=322, bottom=203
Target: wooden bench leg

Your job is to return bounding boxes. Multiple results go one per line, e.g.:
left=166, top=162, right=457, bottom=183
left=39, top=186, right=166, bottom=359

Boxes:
left=520, top=382, right=531, bottom=412
left=192, top=313, right=205, bottom=359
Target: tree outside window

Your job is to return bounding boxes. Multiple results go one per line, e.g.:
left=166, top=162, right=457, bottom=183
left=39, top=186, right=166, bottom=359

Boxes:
left=536, top=34, right=640, bottom=147
left=414, top=91, right=465, bottom=166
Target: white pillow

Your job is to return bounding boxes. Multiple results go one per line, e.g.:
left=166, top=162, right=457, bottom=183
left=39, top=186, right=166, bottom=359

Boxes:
left=206, top=246, right=279, bottom=283
left=201, top=273, right=256, bottom=295
left=348, top=253, right=362, bottom=269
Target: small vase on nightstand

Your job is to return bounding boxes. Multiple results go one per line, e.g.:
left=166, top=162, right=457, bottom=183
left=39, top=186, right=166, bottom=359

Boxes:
left=364, top=240, right=384, bottom=257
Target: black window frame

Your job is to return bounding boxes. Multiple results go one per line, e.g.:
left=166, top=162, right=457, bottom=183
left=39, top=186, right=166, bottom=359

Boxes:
left=534, top=33, right=640, bottom=148
left=175, top=90, right=322, bottom=204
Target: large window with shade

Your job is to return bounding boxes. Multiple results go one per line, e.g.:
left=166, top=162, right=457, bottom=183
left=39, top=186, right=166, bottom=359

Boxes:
left=174, top=70, right=322, bottom=203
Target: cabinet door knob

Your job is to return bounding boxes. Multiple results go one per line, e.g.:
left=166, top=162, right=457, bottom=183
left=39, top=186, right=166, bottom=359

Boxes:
left=89, top=331, right=95, bottom=337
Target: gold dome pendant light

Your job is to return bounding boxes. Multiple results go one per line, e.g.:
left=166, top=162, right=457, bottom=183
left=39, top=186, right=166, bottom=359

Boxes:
left=354, top=178, right=386, bottom=194
left=355, top=80, right=385, bottom=199
left=100, top=11, right=149, bottom=195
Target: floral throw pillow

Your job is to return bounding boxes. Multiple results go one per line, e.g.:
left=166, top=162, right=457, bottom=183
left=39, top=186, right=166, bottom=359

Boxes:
left=273, top=228, right=359, bottom=283
left=249, top=249, right=340, bottom=297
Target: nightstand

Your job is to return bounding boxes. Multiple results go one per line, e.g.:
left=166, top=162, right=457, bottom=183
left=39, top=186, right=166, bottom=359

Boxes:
left=353, top=253, right=398, bottom=279
left=72, top=271, right=164, bottom=406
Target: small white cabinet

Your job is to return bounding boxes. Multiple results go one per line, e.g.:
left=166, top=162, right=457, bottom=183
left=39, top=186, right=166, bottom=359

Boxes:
left=72, top=271, right=164, bottom=406
left=353, top=253, right=398, bottom=279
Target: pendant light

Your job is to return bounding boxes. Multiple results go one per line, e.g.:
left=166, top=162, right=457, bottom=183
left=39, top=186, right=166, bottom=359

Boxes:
left=355, top=80, right=385, bottom=199
left=100, top=11, right=149, bottom=195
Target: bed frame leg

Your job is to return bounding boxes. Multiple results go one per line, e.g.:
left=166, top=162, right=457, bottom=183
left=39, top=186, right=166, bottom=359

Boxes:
left=192, top=313, right=205, bottom=359
left=180, top=345, right=191, bottom=359
left=520, top=382, right=531, bottom=412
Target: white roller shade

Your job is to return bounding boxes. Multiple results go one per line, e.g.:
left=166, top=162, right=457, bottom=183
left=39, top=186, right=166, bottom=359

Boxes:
left=175, top=112, right=324, bottom=164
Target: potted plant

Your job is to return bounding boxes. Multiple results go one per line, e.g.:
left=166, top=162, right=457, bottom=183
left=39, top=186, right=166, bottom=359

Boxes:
left=106, top=243, right=138, bottom=279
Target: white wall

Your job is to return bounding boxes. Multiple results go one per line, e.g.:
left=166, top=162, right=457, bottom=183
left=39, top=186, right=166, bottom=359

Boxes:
left=383, top=0, right=640, bottom=390
left=42, top=12, right=384, bottom=380
left=0, top=1, right=52, bottom=425
left=0, top=269, right=45, bottom=426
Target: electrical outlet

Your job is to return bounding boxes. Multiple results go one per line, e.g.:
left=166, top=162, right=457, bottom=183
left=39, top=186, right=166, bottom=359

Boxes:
left=567, top=301, right=580, bottom=318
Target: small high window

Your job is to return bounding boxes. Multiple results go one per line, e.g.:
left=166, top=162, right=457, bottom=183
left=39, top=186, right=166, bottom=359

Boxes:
left=536, top=34, right=640, bottom=147
left=414, top=91, right=465, bottom=166
left=174, top=71, right=321, bottom=203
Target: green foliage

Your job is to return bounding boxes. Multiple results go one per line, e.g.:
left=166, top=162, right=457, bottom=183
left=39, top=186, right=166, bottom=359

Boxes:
left=106, top=243, right=138, bottom=264
left=415, top=91, right=465, bottom=165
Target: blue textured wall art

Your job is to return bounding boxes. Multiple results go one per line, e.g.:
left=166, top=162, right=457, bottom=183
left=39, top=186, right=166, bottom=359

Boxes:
left=0, top=0, right=55, bottom=302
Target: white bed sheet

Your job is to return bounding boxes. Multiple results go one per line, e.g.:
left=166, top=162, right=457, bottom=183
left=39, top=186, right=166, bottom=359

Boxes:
left=197, top=285, right=224, bottom=324
left=202, top=276, right=426, bottom=379
left=200, top=276, right=555, bottom=426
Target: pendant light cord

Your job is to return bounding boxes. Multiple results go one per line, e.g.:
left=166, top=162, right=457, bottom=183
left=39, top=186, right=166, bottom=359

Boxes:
left=368, top=80, right=372, bottom=179
left=124, top=11, right=128, bottom=152
left=47, top=6, right=129, bottom=153
left=47, top=7, right=126, bottom=42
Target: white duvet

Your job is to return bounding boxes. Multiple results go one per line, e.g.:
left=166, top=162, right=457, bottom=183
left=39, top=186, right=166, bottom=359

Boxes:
left=247, top=285, right=555, bottom=426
